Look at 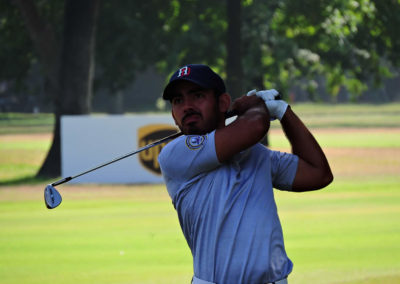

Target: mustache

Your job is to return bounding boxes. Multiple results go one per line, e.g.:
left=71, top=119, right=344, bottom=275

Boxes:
left=182, top=111, right=202, bottom=124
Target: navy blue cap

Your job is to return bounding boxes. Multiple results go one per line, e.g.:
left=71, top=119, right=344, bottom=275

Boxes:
left=163, top=64, right=226, bottom=100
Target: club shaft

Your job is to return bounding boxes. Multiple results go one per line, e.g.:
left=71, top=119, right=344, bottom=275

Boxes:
left=52, top=131, right=183, bottom=186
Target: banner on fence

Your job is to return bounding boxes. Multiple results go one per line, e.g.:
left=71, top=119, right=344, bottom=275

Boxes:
left=61, top=114, right=177, bottom=184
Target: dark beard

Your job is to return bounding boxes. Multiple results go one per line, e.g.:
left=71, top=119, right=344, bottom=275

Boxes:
left=181, top=115, right=219, bottom=135
left=184, top=122, right=204, bottom=135
left=179, top=95, right=221, bottom=135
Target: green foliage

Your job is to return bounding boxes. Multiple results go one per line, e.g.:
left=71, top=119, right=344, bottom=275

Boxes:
left=94, top=0, right=227, bottom=93
left=268, top=0, right=400, bottom=99
left=0, top=0, right=63, bottom=89
left=1, top=0, right=400, bottom=104
left=0, top=1, right=34, bottom=84
left=156, top=0, right=227, bottom=73
left=95, top=0, right=172, bottom=92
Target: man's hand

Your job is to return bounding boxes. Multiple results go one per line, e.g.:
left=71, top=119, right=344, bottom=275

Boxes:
left=215, top=94, right=270, bottom=163
left=247, top=89, right=288, bottom=121
left=231, top=94, right=268, bottom=117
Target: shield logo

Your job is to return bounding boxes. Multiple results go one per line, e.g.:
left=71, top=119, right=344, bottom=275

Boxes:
left=138, top=124, right=178, bottom=175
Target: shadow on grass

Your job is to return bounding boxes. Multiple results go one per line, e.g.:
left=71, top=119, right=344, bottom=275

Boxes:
left=0, top=175, right=57, bottom=186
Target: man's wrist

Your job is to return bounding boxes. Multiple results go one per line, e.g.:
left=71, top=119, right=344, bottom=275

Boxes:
left=247, top=89, right=288, bottom=121
left=276, top=101, right=289, bottom=120
left=264, top=100, right=288, bottom=121
left=279, top=104, right=290, bottom=121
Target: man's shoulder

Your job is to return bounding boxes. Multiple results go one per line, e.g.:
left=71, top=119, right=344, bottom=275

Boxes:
left=159, top=132, right=216, bottom=165
left=160, top=133, right=211, bottom=154
left=251, top=143, right=272, bottom=156
left=161, top=134, right=185, bottom=152
left=159, top=135, right=185, bottom=164
left=159, top=131, right=220, bottom=184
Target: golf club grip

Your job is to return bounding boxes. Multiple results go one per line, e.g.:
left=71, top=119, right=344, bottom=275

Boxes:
left=225, top=93, right=283, bottom=118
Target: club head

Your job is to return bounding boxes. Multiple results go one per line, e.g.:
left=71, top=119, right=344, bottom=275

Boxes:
left=44, top=184, right=62, bottom=209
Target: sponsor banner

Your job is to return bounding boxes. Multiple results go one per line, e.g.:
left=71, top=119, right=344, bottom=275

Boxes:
left=138, top=124, right=178, bottom=175
left=61, top=114, right=177, bottom=184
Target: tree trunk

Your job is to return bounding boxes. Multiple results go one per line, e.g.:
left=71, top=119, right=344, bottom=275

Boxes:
left=39, top=0, right=99, bottom=177
left=14, top=0, right=100, bottom=177
left=226, top=0, right=243, bottom=99
left=57, top=0, right=99, bottom=115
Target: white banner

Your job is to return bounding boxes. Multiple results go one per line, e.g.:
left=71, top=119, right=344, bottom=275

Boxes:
left=61, top=114, right=178, bottom=184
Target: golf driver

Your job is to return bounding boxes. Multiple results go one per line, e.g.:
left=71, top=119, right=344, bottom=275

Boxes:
left=44, top=91, right=282, bottom=209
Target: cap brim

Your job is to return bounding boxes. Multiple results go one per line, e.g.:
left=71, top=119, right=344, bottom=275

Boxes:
left=162, top=78, right=209, bottom=100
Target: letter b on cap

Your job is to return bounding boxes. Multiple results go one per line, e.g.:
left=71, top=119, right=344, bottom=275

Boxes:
left=178, top=66, right=190, bottom=77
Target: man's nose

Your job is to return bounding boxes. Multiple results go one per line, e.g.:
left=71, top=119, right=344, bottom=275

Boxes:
left=182, top=96, right=196, bottom=112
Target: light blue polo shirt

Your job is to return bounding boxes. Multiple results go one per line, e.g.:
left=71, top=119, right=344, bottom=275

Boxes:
left=159, top=131, right=298, bottom=283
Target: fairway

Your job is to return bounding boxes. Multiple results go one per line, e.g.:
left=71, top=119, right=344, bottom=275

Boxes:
left=1, top=105, right=400, bottom=283
left=0, top=178, right=399, bottom=283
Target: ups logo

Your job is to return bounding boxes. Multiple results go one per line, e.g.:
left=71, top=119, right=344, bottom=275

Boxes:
left=138, top=124, right=178, bottom=175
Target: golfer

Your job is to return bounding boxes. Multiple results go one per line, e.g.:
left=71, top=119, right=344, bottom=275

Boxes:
left=158, top=64, right=333, bottom=284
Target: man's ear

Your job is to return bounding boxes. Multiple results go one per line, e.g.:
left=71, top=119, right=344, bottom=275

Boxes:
left=218, top=93, right=231, bottom=114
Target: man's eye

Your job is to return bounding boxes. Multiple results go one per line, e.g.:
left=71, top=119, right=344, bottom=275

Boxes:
left=172, top=97, right=182, bottom=104
left=195, top=93, right=205, bottom=99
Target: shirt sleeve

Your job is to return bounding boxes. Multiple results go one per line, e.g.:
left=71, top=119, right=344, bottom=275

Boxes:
left=270, top=150, right=299, bottom=191
left=158, top=131, right=221, bottom=198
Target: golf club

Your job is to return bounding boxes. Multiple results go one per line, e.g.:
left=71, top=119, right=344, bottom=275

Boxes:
left=44, top=131, right=182, bottom=209
left=44, top=92, right=282, bottom=209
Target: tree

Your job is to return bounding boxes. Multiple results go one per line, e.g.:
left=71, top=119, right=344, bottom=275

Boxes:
left=263, top=0, right=400, bottom=100
left=226, top=0, right=243, bottom=98
left=0, top=1, right=35, bottom=89
left=95, top=0, right=171, bottom=94
left=155, top=0, right=226, bottom=73
left=13, top=0, right=100, bottom=177
left=242, top=0, right=281, bottom=92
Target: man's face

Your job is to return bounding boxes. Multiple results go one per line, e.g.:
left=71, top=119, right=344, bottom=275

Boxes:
left=170, top=81, right=221, bottom=135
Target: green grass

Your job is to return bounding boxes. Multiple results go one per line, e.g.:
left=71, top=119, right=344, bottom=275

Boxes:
left=0, top=103, right=398, bottom=183
left=0, top=139, right=52, bottom=184
left=0, top=186, right=193, bottom=284
left=0, top=105, right=399, bottom=283
left=0, top=180, right=399, bottom=284
left=275, top=102, right=400, bottom=128
left=269, top=128, right=400, bottom=148
left=1, top=102, right=400, bottom=135
left=0, top=113, right=54, bottom=134
left=276, top=178, right=400, bottom=283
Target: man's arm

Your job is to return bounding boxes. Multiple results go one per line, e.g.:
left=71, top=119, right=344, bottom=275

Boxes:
left=253, top=89, right=333, bottom=191
left=215, top=95, right=270, bottom=163
left=281, top=106, right=333, bottom=191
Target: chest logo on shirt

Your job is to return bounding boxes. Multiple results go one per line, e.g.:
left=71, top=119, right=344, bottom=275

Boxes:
left=185, top=135, right=207, bottom=150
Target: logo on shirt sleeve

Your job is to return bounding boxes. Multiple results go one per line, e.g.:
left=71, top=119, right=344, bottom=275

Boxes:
left=185, top=135, right=207, bottom=150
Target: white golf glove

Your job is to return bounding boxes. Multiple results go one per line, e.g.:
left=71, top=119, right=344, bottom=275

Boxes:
left=247, top=89, right=288, bottom=121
